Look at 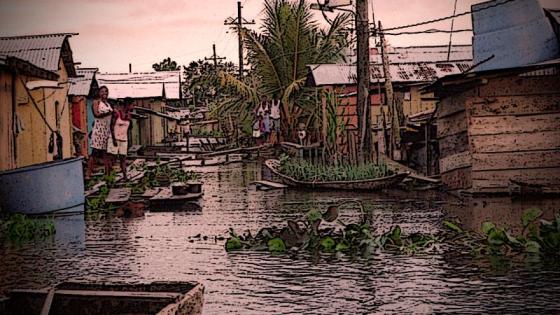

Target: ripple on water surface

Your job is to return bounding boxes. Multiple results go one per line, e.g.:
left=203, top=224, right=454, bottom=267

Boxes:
left=1, top=162, right=560, bottom=314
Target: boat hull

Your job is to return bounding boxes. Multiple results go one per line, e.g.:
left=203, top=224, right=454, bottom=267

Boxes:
left=265, top=159, right=408, bottom=191
left=4, top=281, right=204, bottom=315
left=0, top=157, right=85, bottom=215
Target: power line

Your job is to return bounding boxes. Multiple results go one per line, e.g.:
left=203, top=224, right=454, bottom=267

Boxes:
left=225, top=1, right=256, bottom=78
left=382, top=0, right=517, bottom=31
left=379, top=28, right=472, bottom=36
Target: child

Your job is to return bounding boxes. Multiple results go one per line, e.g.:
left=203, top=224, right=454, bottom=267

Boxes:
left=263, top=110, right=271, bottom=143
left=107, top=99, right=133, bottom=180
left=253, top=115, right=262, bottom=146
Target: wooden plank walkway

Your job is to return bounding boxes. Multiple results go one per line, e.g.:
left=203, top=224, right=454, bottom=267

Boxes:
left=105, top=188, right=131, bottom=203
left=252, top=180, right=288, bottom=189
left=150, top=188, right=203, bottom=201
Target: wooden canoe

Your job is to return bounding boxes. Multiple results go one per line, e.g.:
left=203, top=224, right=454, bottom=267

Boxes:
left=3, top=281, right=204, bottom=315
left=264, top=159, right=408, bottom=191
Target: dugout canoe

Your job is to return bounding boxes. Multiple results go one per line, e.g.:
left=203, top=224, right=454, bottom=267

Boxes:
left=264, top=159, right=408, bottom=191
left=2, top=281, right=204, bottom=315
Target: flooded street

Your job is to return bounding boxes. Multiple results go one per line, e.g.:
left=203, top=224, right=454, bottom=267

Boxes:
left=2, top=162, right=560, bottom=314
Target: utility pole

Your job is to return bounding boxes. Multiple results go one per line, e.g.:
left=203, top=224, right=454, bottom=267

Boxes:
left=205, top=44, right=226, bottom=71
left=225, top=1, right=255, bottom=78
left=356, top=0, right=371, bottom=163
left=379, top=21, right=403, bottom=160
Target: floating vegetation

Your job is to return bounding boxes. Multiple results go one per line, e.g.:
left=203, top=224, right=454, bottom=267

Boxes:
left=225, top=204, right=438, bottom=256
left=278, top=154, right=394, bottom=182
left=442, top=208, right=560, bottom=259
left=0, top=213, right=55, bottom=242
left=225, top=205, right=560, bottom=261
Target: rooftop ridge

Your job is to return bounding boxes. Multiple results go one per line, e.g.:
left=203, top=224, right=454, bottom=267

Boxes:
left=0, top=32, right=78, bottom=40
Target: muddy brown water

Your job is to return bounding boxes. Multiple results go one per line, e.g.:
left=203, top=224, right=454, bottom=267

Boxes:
left=1, top=162, right=560, bottom=314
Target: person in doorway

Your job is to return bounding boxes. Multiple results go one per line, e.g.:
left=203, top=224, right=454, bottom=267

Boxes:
left=86, top=86, right=113, bottom=179
left=270, top=95, right=281, bottom=144
left=107, top=98, right=133, bottom=180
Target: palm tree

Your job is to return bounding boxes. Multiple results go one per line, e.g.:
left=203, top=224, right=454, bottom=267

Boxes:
left=218, top=0, right=351, bottom=139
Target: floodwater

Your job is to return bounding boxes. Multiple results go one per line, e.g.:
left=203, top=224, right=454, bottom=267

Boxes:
left=1, top=162, right=560, bottom=314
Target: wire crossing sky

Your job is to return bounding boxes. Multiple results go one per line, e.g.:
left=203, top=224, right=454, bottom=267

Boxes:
left=1, top=0, right=558, bottom=72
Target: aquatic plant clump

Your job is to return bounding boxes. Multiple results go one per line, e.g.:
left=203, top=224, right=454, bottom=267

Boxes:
left=443, top=208, right=560, bottom=258
left=278, top=155, right=394, bottom=182
left=225, top=208, right=437, bottom=256
left=0, top=213, right=55, bottom=242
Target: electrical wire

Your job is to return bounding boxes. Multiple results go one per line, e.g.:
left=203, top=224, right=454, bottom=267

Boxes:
left=379, top=28, right=472, bottom=36
left=382, top=0, right=517, bottom=31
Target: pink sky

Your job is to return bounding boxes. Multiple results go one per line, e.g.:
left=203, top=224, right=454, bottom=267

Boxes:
left=1, top=0, right=558, bottom=72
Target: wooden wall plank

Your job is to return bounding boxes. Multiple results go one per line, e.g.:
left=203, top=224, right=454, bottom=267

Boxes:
left=441, top=167, right=472, bottom=191
left=439, top=131, right=469, bottom=157
left=467, top=95, right=560, bottom=117
left=438, top=89, right=475, bottom=118
left=479, top=74, right=560, bottom=97
left=438, top=111, right=468, bottom=138
left=472, top=150, right=560, bottom=171
left=468, top=113, right=560, bottom=136
left=472, top=168, right=560, bottom=191
left=440, top=151, right=472, bottom=173
left=470, top=130, right=560, bottom=153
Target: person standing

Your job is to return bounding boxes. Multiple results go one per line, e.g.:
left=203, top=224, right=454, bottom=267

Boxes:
left=252, top=115, right=262, bottom=146
left=263, top=109, right=271, bottom=143
left=107, top=98, right=133, bottom=180
left=256, top=95, right=268, bottom=117
left=270, top=96, right=281, bottom=144
left=86, top=86, right=113, bottom=179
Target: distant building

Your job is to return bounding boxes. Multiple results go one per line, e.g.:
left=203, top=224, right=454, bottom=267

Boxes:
left=68, top=68, right=98, bottom=158
left=0, top=33, right=78, bottom=170
left=96, top=71, right=182, bottom=146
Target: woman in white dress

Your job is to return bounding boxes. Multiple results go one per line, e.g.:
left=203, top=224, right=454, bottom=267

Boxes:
left=86, top=86, right=113, bottom=179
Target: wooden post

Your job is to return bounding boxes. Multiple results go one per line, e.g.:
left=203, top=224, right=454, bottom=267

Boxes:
left=425, top=122, right=430, bottom=176
left=356, top=0, right=371, bottom=164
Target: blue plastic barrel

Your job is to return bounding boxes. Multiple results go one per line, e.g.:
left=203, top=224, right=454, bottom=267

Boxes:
left=0, top=157, right=85, bottom=215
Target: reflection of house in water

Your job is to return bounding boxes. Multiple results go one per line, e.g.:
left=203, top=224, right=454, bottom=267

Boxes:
left=446, top=196, right=560, bottom=234
left=68, top=68, right=98, bottom=157
left=427, top=0, right=560, bottom=194
left=307, top=45, right=472, bottom=173
left=0, top=33, right=78, bottom=171
left=96, top=71, right=181, bottom=146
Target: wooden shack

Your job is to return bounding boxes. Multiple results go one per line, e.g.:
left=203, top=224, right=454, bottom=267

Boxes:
left=306, top=45, right=472, bottom=168
left=0, top=56, right=61, bottom=171
left=431, top=60, right=560, bottom=193
left=0, top=33, right=78, bottom=170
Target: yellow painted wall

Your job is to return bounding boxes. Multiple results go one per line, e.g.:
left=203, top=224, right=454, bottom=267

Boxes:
left=0, top=70, right=16, bottom=171
left=14, top=58, right=73, bottom=168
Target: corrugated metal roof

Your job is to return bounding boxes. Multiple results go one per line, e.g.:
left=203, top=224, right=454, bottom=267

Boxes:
left=308, top=61, right=472, bottom=86
left=345, top=45, right=473, bottom=64
left=472, top=0, right=560, bottom=71
left=97, top=71, right=181, bottom=100
left=0, top=33, right=77, bottom=74
left=68, top=68, right=98, bottom=96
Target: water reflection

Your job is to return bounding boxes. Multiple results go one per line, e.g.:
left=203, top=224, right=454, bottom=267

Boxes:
left=0, top=162, right=559, bottom=313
